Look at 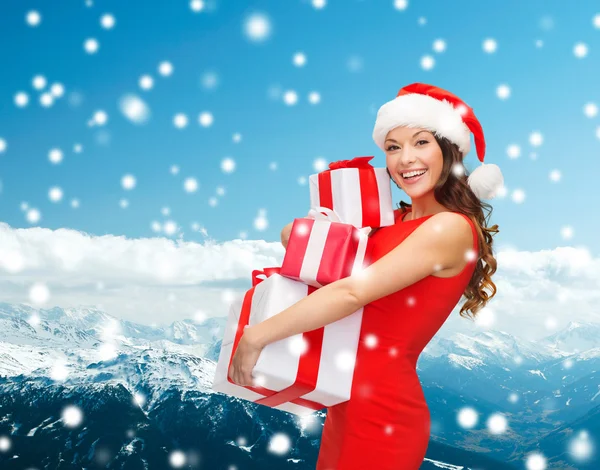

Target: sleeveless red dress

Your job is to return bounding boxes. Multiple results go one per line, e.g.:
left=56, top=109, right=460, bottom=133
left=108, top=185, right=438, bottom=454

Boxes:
left=315, top=207, right=479, bottom=470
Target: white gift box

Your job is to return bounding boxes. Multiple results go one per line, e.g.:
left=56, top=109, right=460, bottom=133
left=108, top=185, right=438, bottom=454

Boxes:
left=309, top=159, right=394, bottom=229
left=211, top=273, right=364, bottom=416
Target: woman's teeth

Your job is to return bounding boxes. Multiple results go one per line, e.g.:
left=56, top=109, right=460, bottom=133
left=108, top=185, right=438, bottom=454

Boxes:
left=402, top=169, right=427, bottom=179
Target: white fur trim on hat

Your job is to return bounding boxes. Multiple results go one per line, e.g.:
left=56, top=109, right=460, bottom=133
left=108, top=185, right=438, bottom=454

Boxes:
left=467, top=162, right=504, bottom=200
left=372, top=93, right=472, bottom=155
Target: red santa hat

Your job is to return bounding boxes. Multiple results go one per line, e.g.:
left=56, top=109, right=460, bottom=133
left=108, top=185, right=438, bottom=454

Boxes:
left=372, top=82, right=504, bottom=200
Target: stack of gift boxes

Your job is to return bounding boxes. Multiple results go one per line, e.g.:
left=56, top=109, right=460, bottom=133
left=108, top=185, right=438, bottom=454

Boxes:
left=211, top=156, right=396, bottom=416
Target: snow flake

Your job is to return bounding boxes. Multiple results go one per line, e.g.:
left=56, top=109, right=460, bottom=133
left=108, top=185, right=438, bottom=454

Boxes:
left=529, top=131, right=543, bottom=146
left=0, top=436, right=12, bottom=451
left=49, top=186, right=64, bottom=202
left=268, top=433, right=291, bottom=455
left=139, top=75, right=154, bottom=90
left=457, top=406, right=478, bottom=428
left=169, top=450, right=186, bottom=467
left=432, top=39, right=446, bottom=53
left=560, top=225, right=574, bottom=240
left=254, top=212, right=268, bottom=231
left=364, top=334, right=378, bottom=349
left=573, top=42, right=588, bottom=59
left=198, top=111, right=214, bottom=127
left=84, top=38, right=100, bottom=54
left=243, top=13, right=272, bottom=43
left=29, top=282, right=50, bottom=305
left=308, top=91, right=321, bottom=104
left=313, top=157, right=327, bottom=172
left=487, top=412, right=508, bottom=434
left=269, top=161, right=277, bottom=171
left=164, top=220, right=178, bottom=235
left=121, top=174, right=136, bottom=190
left=511, top=189, right=526, bottom=204
left=297, top=176, right=307, bottom=185
left=51, top=361, right=69, bottom=381
left=40, top=92, right=54, bottom=107
left=594, top=14, right=600, bottom=29
left=119, top=94, right=151, bottom=124
left=347, top=55, right=363, bottom=72
left=283, top=90, right=298, bottom=105
left=420, top=55, right=435, bottom=70
left=0, top=138, right=6, bottom=153
left=50, top=83, right=65, bottom=97
left=71, top=199, right=80, bottom=208
left=100, top=13, right=116, bottom=29
left=293, top=52, right=307, bottom=67
left=482, top=38, right=497, bottom=53
left=14, top=91, right=29, bottom=107
left=173, top=113, right=188, bottom=129
left=158, top=61, right=174, bottom=76
left=474, top=306, right=495, bottom=328
left=184, top=177, right=198, bottom=192
left=496, top=84, right=511, bottom=100
left=525, top=451, right=547, bottom=470
left=26, top=10, right=42, bottom=27
left=507, top=144, right=521, bottom=159
left=32, top=75, right=47, bottom=90
left=312, top=0, right=327, bottom=10
left=393, top=0, right=408, bottom=11
left=119, top=198, right=129, bottom=209
left=221, top=157, right=236, bottom=173
left=583, top=102, right=597, bottom=118
left=190, top=0, right=205, bottom=13
left=26, top=208, right=41, bottom=223
left=201, top=71, right=219, bottom=90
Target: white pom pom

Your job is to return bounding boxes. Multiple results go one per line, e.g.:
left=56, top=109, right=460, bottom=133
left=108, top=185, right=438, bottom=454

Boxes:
left=467, top=163, right=504, bottom=199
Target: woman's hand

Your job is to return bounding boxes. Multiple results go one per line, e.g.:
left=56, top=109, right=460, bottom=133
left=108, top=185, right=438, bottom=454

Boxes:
left=228, top=327, right=265, bottom=387
left=280, top=222, right=294, bottom=249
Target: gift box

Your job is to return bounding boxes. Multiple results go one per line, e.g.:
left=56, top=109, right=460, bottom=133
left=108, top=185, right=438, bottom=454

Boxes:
left=309, top=156, right=394, bottom=229
left=280, top=207, right=371, bottom=288
left=211, top=267, right=364, bottom=416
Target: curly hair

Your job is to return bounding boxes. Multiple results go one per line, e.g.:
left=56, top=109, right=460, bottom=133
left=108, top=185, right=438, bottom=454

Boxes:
left=381, top=133, right=500, bottom=321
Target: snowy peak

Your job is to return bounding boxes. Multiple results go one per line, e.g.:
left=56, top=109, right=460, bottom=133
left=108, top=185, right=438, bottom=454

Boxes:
left=540, top=321, right=600, bottom=354
left=423, top=329, right=566, bottom=367
left=0, top=302, right=226, bottom=349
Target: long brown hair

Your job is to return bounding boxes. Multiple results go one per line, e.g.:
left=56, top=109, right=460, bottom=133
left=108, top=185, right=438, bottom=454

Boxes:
left=382, top=134, right=500, bottom=321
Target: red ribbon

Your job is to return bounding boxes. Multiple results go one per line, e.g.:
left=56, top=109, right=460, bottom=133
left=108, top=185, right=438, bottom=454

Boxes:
left=226, top=267, right=326, bottom=411
left=318, top=156, right=381, bottom=228
left=328, top=156, right=374, bottom=170
left=251, top=267, right=281, bottom=287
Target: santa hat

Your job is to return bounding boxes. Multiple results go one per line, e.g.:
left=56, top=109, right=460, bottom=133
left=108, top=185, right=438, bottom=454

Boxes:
left=372, top=82, right=503, bottom=200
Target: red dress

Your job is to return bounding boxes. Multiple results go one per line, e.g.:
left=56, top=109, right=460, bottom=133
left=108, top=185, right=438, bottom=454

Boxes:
left=316, top=207, right=479, bottom=470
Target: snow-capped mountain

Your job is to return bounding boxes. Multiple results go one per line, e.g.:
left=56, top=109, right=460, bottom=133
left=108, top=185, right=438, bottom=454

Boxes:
left=0, top=301, right=597, bottom=469
left=423, top=329, right=569, bottom=367
left=539, top=320, right=600, bottom=354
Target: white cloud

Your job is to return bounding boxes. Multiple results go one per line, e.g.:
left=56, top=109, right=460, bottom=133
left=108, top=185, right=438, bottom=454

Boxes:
left=0, top=222, right=598, bottom=339
left=0, top=222, right=284, bottom=326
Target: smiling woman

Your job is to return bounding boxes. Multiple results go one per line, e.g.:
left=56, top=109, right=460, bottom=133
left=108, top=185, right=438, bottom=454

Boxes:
left=314, top=83, right=504, bottom=469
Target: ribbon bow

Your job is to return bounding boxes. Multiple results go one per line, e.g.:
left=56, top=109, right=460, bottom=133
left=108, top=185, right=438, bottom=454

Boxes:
left=305, top=206, right=342, bottom=223
left=328, top=156, right=374, bottom=171
left=251, top=267, right=281, bottom=287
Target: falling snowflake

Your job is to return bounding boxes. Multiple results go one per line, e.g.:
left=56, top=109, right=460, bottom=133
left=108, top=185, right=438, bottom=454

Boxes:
left=482, top=38, right=497, bottom=53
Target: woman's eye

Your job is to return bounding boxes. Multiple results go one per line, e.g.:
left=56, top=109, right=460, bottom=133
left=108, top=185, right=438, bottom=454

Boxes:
left=386, top=145, right=399, bottom=151
left=417, top=140, right=428, bottom=145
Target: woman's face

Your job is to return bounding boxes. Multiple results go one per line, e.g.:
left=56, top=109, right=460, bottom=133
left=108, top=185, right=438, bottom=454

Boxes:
left=384, top=126, right=444, bottom=198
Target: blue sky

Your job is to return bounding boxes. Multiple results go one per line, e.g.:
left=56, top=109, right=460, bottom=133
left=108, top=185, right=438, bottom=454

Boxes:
left=1, top=0, right=599, bottom=257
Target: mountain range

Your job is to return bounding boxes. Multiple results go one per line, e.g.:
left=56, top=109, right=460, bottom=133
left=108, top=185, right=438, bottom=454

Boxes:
left=0, top=301, right=597, bottom=469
